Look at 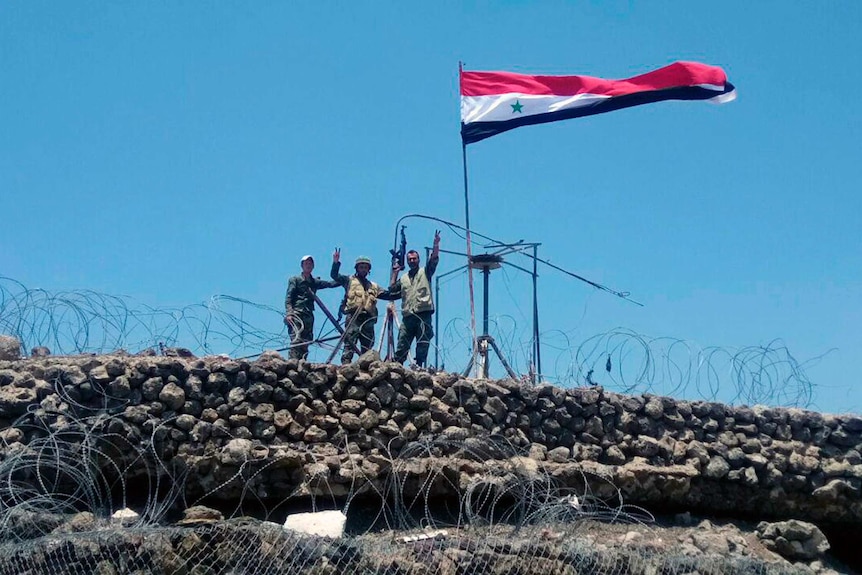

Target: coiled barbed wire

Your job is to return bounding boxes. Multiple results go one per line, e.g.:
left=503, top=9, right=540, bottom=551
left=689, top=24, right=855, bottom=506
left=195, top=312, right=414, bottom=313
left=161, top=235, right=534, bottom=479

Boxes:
left=1, top=276, right=286, bottom=357
left=439, top=321, right=822, bottom=408
left=0, top=401, right=648, bottom=543
left=0, top=413, right=183, bottom=544
left=567, top=328, right=824, bottom=408
left=374, top=434, right=654, bottom=534
left=1, top=277, right=824, bottom=407
left=0, top=384, right=827, bottom=574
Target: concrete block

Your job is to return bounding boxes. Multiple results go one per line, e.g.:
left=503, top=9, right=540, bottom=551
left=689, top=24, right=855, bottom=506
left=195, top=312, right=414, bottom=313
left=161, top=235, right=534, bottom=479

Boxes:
left=283, top=510, right=346, bottom=538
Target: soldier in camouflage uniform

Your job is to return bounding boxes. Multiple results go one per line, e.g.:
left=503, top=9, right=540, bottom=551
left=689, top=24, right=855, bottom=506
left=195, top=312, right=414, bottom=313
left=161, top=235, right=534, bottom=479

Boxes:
left=390, top=231, right=440, bottom=367
left=284, top=255, right=340, bottom=360
left=330, top=249, right=399, bottom=364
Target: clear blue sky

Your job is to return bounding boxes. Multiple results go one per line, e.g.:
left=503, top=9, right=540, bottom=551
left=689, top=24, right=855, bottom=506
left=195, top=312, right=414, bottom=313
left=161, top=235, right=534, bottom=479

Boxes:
left=1, top=2, right=859, bottom=413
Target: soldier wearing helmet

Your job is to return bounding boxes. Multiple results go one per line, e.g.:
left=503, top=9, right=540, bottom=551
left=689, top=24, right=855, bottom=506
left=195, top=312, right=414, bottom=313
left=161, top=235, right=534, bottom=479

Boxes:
left=330, top=249, right=400, bottom=364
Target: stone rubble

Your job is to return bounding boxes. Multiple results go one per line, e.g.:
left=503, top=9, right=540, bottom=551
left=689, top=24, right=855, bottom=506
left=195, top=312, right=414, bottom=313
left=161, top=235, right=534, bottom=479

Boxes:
left=0, top=346, right=860, bottom=572
left=0, top=349, right=860, bottom=525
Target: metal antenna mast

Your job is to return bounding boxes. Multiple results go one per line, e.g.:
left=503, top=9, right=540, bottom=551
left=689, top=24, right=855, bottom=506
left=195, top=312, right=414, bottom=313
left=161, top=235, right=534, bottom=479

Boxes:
left=391, top=213, right=640, bottom=381
left=463, top=253, right=517, bottom=379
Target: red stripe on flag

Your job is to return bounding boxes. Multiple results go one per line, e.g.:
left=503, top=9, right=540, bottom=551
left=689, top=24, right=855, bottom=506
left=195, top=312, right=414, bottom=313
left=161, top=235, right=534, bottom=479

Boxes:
left=460, top=61, right=729, bottom=97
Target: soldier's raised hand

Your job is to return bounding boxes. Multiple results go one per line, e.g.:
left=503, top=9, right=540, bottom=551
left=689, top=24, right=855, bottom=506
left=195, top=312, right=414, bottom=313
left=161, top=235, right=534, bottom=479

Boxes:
left=433, top=230, right=441, bottom=246
left=333, top=248, right=341, bottom=263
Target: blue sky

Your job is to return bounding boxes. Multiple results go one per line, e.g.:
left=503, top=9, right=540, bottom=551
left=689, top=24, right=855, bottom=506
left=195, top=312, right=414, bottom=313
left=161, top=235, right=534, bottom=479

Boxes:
left=1, top=2, right=860, bottom=413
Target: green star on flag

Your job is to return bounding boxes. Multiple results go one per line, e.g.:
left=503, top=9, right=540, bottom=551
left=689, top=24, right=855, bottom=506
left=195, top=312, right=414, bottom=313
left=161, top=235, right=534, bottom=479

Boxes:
left=460, top=61, right=736, bottom=144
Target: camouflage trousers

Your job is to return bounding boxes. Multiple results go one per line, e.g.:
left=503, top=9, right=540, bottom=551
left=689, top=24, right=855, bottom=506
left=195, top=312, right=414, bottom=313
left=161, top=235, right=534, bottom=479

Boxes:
left=395, top=311, right=433, bottom=366
left=287, top=312, right=314, bottom=361
left=341, top=311, right=376, bottom=364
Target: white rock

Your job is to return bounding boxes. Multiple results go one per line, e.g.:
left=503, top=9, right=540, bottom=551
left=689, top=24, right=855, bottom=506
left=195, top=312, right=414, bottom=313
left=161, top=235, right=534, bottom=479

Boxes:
left=399, top=529, right=448, bottom=543
left=283, top=510, right=346, bottom=538
left=111, top=508, right=139, bottom=524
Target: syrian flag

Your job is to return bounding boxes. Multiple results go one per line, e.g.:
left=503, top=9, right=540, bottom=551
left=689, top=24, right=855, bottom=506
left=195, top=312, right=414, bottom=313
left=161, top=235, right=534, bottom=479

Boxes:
left=460, top=61, right=736, bottom=145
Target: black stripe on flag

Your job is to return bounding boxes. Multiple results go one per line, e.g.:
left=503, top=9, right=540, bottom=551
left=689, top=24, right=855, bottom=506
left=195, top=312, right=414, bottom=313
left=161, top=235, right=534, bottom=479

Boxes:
left=461, top=83, right=735, bottom=145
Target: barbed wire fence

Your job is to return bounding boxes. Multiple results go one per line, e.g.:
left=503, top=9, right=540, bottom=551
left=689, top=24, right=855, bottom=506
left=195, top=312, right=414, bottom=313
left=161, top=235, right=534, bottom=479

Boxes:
left=1, top=276, right=824, bottom=408
left=438, top=318, right=823, bottom=409
left=0, top=276, right=287, bottom=358
left=0, top=398, right=809, bottom=575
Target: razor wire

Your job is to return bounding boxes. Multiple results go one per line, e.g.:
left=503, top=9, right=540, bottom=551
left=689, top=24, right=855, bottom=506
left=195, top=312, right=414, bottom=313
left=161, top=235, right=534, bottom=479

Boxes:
left=558, top=328, right=821, bottom=408
left=0, top=276, right=287, bottom=358
left=2, top=276, right=821, bottom=407
left=438, top=320, right=821, bottom=408
left=0, top=404, right=812, bottom=575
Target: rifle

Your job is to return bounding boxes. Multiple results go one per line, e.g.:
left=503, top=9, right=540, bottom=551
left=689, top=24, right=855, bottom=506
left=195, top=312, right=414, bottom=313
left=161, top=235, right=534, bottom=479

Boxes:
left=389, top=225, right=407, bottom=280
left=383, top=225, right=407, bottom=360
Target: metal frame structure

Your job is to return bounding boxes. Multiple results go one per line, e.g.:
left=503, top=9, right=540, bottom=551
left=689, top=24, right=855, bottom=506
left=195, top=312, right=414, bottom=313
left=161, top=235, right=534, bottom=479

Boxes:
left=389, top=213, right=639, bottom=382
left=432, top=241, right=542, bottom=382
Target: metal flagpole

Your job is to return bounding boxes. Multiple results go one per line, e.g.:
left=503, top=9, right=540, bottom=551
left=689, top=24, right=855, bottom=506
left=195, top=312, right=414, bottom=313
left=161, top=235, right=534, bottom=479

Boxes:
left=460, top=62, right=478, bottom=376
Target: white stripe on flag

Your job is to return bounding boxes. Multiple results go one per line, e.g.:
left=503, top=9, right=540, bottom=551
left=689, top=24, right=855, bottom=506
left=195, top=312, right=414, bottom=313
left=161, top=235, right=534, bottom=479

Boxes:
left=461, top=93, right=611, bottom=124
left=707, top=89, right=737, bottom=104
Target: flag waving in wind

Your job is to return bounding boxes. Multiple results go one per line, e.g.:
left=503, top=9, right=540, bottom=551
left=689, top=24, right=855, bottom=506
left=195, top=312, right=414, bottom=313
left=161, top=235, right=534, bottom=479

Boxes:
left=460, top=61, right=735, bottom=144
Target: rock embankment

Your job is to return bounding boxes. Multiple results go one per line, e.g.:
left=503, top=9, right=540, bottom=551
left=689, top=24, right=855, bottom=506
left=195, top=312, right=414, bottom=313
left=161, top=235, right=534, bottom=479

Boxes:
left=1, top=351, right=860, bottom=527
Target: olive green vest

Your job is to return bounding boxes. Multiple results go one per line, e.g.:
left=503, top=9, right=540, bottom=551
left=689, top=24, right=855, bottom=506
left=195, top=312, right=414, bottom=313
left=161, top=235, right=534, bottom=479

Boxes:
left=345, top=277, right=382, bottom=316
left=399, top=269, right=434, bottom=315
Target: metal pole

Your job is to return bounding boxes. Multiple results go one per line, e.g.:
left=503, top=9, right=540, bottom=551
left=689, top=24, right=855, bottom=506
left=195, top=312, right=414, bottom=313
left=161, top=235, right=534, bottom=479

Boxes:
left=482, top=267, right=490, bottom=336
left=486, top=336, right=519, bottom=380
left=462, top=144, right=471, bottom=237
left=532, top=244, right=541, bottom=382
left=312, top=294, right=360, bottom=356
left=435, top=275, right=440, bottom=369
left=462, top=141, right=478, bottom=376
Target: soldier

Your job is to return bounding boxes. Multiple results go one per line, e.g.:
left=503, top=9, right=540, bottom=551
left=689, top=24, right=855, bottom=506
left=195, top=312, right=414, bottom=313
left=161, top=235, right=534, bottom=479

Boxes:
left=284, top=255, right=340, bottom=360
left=330, top=249, right=399, bottom=364
left=390, top=231, right=440, bottom=367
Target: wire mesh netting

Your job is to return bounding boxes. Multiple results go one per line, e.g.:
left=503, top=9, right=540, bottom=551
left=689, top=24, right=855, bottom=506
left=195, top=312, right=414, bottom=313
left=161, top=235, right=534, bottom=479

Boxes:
left=0, top=521, right=812, bottom=575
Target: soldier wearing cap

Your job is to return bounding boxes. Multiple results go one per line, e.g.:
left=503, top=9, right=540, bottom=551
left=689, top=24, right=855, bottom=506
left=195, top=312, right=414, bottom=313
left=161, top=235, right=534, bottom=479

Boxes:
left=284, top=255, right=340, bottom=360
left=330, top=249, right=399, bottom=364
